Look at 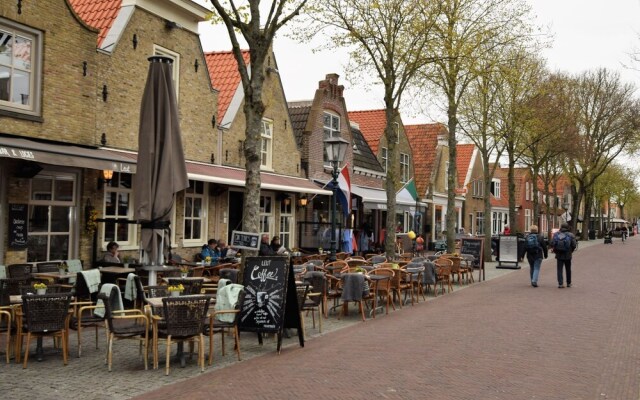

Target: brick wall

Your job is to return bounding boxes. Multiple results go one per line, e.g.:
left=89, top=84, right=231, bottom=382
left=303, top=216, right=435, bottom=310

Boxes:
left=0, top=0, right=98, bottom=145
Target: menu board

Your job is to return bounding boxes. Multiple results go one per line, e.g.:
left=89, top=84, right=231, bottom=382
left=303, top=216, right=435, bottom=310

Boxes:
left=8, top=203, right=28, bottom=249
left=239, top=256, right=289, bottom=333
left=230, top=230, right=260, bottom=251
left=460, top=237, right=485, bottom=281
left=498, top=235, right=519, bottom=266
left=460, top=237, right=484, bottom=268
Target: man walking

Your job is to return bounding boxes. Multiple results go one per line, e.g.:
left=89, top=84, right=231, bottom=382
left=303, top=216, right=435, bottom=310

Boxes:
left=551, top=223, right=577, bottom=288
left=525, top=225, right=547, bottom=287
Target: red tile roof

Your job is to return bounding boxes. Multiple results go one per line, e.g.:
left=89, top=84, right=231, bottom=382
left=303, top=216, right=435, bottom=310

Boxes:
left=405, top=123, right=447, bottom=196
left=456, top=143, right=475, bottom=188
left=347, top=110, right=388, bottom=154
left=68, top=0, right=122, bottom=47
left=205, top=50, right=250, bottom=121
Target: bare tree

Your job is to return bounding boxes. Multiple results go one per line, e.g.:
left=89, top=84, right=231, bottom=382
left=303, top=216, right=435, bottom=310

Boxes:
left=564, top=68, right=640, bottom=239
left=421, top=0, right=538, bottom=250
left=302, top=0, right=438, bottom=257
left=208, top=0, right=307, bottom=247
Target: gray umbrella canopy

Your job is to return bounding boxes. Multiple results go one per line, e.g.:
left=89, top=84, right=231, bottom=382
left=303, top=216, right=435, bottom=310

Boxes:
left=133, top=56, right=188, bottom=265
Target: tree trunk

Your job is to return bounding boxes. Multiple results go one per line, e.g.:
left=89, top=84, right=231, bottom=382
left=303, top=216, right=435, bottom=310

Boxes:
left=482, top=154, right=493, bottom=262
left=507, top=151, right=517, bottom=233
left=446, top=101, right=458, bottom=251
left=384, top=104, right=398, bottom=258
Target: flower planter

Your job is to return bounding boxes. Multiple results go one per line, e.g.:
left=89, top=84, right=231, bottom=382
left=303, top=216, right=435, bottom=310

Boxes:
left=59, top=269, right=66, bottom=275
left=181, top=273, right=188, bottom=279
left=170, top=291, right=180, bottom=297
left=36, top=289, right=47, bottom=295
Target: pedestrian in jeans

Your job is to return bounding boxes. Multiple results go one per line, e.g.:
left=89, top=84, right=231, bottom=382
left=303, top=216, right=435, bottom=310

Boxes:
left=525, top=225, right=547, bottom=287
left=551, top=223, right=577, bottom=288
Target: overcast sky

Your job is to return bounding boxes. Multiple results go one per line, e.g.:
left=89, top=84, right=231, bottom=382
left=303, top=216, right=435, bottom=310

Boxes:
left=197, top=0, right=640, bottom=124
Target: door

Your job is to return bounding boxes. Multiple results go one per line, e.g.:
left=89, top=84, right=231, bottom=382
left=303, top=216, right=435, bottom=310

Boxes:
left=228, top=191, right=244, bottom=241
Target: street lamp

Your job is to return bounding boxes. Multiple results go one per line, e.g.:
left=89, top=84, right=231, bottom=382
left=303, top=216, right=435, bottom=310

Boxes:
left=324, top=136, right=350, bottom=262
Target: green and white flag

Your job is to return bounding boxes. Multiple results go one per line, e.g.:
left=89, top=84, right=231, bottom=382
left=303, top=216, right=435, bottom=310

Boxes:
left=397, top=178, right=418, bottom=202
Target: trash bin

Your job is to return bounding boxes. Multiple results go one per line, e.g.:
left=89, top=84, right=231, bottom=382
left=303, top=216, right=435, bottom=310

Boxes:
left=588, top=230, right=596, bottom=240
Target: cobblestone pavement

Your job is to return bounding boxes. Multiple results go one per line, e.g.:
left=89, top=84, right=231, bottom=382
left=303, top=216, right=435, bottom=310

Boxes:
left=6, top=238, right=633, bottom=400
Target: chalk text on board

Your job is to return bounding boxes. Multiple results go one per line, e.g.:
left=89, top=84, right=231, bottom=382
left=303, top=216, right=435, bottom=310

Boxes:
left=251, top=265, right=279, bottom=283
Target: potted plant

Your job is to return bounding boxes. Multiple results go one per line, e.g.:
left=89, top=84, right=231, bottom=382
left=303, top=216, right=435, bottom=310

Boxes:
left=33, top=282, right=47, bottom=295
left=318, top=247, right=323, bottom=255
left=179, top=266, right=189, bottom=278
left=167, top=284, right=184, bottom=297
left=57, top=262, right=68, bottom=275
left=355, top=267, right=366, bottom=274
left=204, top=256, right=212, bottom=266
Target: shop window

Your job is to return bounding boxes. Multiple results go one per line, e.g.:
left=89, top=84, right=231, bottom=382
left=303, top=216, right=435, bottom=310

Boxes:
left=183, top=180, right=207, bottom=245
left=103, top=172, right=135, bottom=247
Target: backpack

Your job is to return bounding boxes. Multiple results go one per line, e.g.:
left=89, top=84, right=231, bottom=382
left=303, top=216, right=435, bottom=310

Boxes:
left=553, top=232, right=572, bottom=252
left=525, top=234, right=539, bottom=251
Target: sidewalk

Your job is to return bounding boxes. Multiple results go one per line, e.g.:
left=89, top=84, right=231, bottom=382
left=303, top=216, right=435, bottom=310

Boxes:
left=138, top=236, right=639, bottom=400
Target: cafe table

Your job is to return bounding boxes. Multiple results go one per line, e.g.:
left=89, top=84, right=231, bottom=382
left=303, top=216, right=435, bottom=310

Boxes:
left=162, top=276, right=212, bottom=284
left=31, top=271, right=77, bottom=282
left=140, top=265, right=178, bottom=286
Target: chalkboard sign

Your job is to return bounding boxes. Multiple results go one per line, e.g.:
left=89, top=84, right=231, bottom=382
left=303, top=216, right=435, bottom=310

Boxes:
left=498, top=235, right=520, bottom=268
left=239, top=256, right=289, bottom=333
left=460, top=237, right=485, bottom=281
left=230, top=230, right=260, bottom=251
left=9, top=203, right=28, bottom=249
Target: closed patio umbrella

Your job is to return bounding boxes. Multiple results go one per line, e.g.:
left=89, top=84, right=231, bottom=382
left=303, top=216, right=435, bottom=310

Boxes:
left=133, top=56, right=188, bottom=266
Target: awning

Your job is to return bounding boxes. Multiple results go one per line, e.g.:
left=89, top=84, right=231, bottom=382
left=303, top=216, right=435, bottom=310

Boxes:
left=104, top=149, right=330, bottom=195
left=187, top=162, right=332, bottom=195
left=351, top=185, right=426, bottom=211
left=0, top=136, right=136, bottom=173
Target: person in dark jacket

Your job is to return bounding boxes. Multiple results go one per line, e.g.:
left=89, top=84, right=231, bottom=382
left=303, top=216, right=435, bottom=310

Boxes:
left=259, top=234, right=276, bottom=256
left=551, top=223, right=577, bottom=288
left=525, top=225, right=548, bottom=287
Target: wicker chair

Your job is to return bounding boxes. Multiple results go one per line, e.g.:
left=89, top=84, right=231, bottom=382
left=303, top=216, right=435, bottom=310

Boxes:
left=404, top=262, right=426, bottom=302
left=7, top=264, right=33, bottom=280
left=338, top=273, right=372, bottom=322
left=205, top=289, right=245, bottom=366
left=434, top=258, right=453, bottom=296
left=345, top=258, right=368, bottom=268
left=219, top=268, right=239, bottom=283
left=323, top=260, right=348, bottom=275
left=368, top=268, right=394, bottom=316
left=302, top=272, right=326, bottom=334
left=68, top=271, right=104, bottom=357
left=36, top=261, right=61, bottom=273
left=153, top=295, right=211, bottom=375
left=440, top=255, right=464, bottom=286
left=389, top=268, right=414, bottom=308
left=98, top=291, right=149, bottom=372
left=17, top=293, right=72, bottom=368
left=366, top=255, right=387, bottom=264
left=460, top=254, right=476, bottom=283
left=0, top=279, right=14, bottom=364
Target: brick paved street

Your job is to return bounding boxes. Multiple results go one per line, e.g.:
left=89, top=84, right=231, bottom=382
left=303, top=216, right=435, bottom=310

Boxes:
left=3, top=238, right=639, bottom=399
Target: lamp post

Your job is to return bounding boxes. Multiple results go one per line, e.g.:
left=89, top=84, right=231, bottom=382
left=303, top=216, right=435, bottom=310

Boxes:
left=324, top=136, right=350, bottom=262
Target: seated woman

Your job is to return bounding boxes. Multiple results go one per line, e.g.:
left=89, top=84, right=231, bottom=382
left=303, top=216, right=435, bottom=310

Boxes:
left=103, top=241, right=120, bottom=263
left=270, top=236, right=287, bottom=255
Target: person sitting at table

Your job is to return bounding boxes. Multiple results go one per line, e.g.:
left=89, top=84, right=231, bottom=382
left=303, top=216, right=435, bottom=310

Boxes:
left=259, top=234, right=276, bottom=256
left=216, top=239, right=230, bottom=259
left=201, top=239, right=220, bottom=264
left=103, top=241, right=121, bottom=263
left=270, top=236, right=287, bottom=255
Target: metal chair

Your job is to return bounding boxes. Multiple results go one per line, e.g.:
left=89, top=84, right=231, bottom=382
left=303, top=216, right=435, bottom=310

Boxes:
left=205, top=289, right=245, bottom=365
left=302, top=272, right=326, bottom=334
left=98, top=290, right=149, bottom=371
left=36, top=261, right=61, bottom=273
left=7, top=264, right=33, bottom=281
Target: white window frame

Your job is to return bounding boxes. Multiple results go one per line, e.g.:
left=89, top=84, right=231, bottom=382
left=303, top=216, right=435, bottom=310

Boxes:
left=445, top=161, right=449, bottom=191
left=381, top=147, right=388, bottom=173
left=260, top=194, right=274, bottom=238
left=323, top=112, right=341, bottom=165
left=260, top=118, right=273, bottom=170
left=153, top=45, right=180, bottom=101
left=103, top=172, right=137, bottom=249
left=525, top=182, right=530, bottom=201
left=183, top=180, right=208, bottom=247
left=0, top=18, right=43, bottom=116
left=491, top=179, right=501, bottom=199
left=28, top=172, right=77, bottom=262
left=400, top=153, right=410, bottom=183
left=279, top=196, right=294, bottom=249
left=525, top=208, right=532, bottom=231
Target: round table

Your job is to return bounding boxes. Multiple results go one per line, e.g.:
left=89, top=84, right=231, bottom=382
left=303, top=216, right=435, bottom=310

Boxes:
left=141, top=265, right=178, bottom=286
